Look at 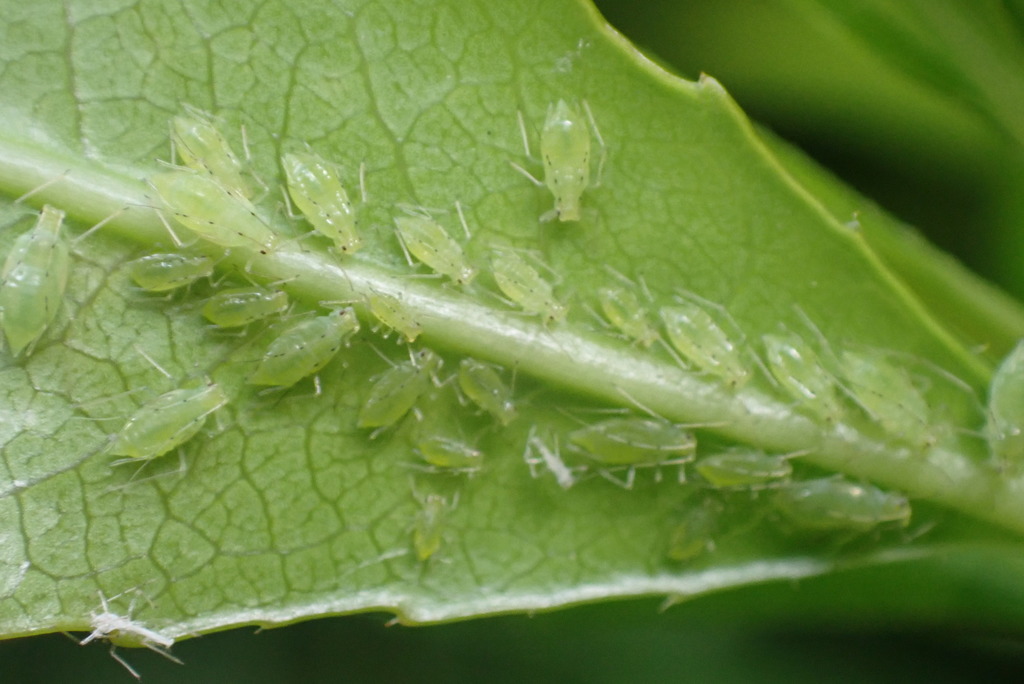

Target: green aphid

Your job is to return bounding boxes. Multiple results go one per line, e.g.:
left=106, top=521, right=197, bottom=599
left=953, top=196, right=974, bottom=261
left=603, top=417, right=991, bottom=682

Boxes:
left=986, top=340, right=1024, bottom=468
left=249, top=308, right=359, bottom=387
left=659, top=297, right=749, bottom=388
left=108, top=383, right=228, bottom=460
left=368, top=291, right=422, bottom=343
left=598, top=286, right=658, bottom=348
left=457, top=358, right=516, bottom=426
left=840, top=349, right=934, bottom=448
left=202, top=287, right=288, bottom=328
left=0, top=205, right=69, bottom=356
left=772, top=477, right=911, bottom=531
left=395, top=215, right=476, bottom=285
left=540, top=100, right=592, bottom=222
left=763, top=332, right=843, bottom=422
left=171, top=107, right=252, bottom=198
left=358, top=349, right=442, bottom=429
left=490, top=250, right=566, bottom=323
left=694, top=448, right=793, bottom=488
left=413, top=493, right=449, bottom=561
left=282, top=152, right=362, bottom=254
left=127, top=253, right=215, bottom=292
left=416, top=435, right=483, bottom=471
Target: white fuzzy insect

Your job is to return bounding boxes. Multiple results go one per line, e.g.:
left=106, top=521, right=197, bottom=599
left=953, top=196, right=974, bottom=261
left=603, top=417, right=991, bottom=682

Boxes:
left=78, top=591, right=181, bottom=680
left=171, top=105, right=253, bottom=198
left=282, top=151, right=363, bottom=254
left=151, top=171, right=278, bottom=252
left=523, top=427, right=579, bottom=490
left=0, top=205, right=70, bottom=356
left=395, top=214, right=477, bottom=285
left=490, top=250, right=567, bottom=323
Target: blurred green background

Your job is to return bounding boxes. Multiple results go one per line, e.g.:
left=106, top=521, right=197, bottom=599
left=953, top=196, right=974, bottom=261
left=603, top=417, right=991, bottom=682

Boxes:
left=7, top=1, right=1024, bottom=680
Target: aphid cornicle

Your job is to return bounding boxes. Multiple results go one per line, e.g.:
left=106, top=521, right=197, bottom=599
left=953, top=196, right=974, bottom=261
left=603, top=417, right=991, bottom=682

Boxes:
left=0, top=205, right=70, bottom=356
left=659, top=296, right=749, bottom=388
left=171, top=107, right=252, bottom=198
left=762, top=331, right=844, bottom=422
left=457, top=358, right=516, bottom=425
left=282, top=152, right=363, bottom=254
left=357, top=348, right=442, bottom=429
left=249, top=307, right=359, bottom=387
left=151, top=171, right=278, bottom=252
left=126, top=253, right=215, bottom=292
left=772, top=477, right=911, bottom=531
left=986, top=340, right=1024, bottom=467
left=108, top=382, right=228, bottom=460
left=395, top=215, right=477, bottom=285
left=694, top=448, right=793, bottom=488
left=540, top=100, right=592, bottom=222
left=368, top=291, right=422, bottom=343
left=569, top=416, right=697, bottom=487
left=598, top=287, right=658, bottom=348
left=201, top=286, right=288, bottom=328
left=490, top=250, right=567, bottom=323
left=840, top=349, right=933, bottom=448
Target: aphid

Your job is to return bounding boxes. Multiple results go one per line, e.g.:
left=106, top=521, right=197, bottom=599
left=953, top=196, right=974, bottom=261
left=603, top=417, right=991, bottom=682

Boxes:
left=666, top=503, right=719, bottom=562
left=282, top=151, right=363, bottom=254
left=659, top=295, right=749, bottom=388
left=171, top=106, right=252, bottom=198
left=368, top=291, right=422, bottom=343
left=694, top=448, right=794, bottom=489
left=523, top=428, right=578, bottom=489
left=569, top=416, right=697, bottom=488
left=772, top=477, right=911, bottom=531
left=416, top=435, right=483, bottom=472
left=490, top=250, right=567, bottom=323
left=201, top=286, right=288, bottom=327
left=395, top=215, right=477, bottom=285
left=126, top=253, right=215, bottom=292
left=358, top=348, right=442, bottom=429
left=79, top=591, right=181, bottom=679
left=150, top=171, right=278, bottom=252
left=108, top=382, right=228, bottom=460
left=762, top=331, right=844, bottom=422
left=598, top=286, right=658, bottom=348
left=249, top=307, right=359, bottom=387
left=457, top=358, right=516, bottom=425
left=840, top=349, right=934, bottom=448
left=413, top=493, right=450, bottom=561
left=986, top=340, right=1024, bottom=469
left=0, top=205, right=69, bottom=356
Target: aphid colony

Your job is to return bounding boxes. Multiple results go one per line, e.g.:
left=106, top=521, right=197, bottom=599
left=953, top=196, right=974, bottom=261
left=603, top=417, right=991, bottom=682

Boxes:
left=6, top=104, right=1019, bottom=599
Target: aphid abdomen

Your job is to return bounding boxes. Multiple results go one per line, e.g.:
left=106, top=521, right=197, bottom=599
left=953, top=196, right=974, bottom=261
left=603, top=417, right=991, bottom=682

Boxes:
left=395, top=215, right=476, bottom=285
left=127, top=253, right=215, bottom=292
left=0, top=205, right=70, bottom=356
left=772, top=477, right=911, bottom=531
left=659, top=300, right=748, bottom=387
left=108, top=383, right=229, bottom=460
left=569, top=417, right=697, bottom=467
left=840, top=350, right=932, bottom=447
left=282, top=152, right=362, bottom=254
left=171, top=112, right=251, bottom=198
left=541, top=100, right=591, bottom=222
left=598, top=287, right=658, bottom=347
left=357, top=349, right=441, bottom=428
left=694, top=449, right=793, bottom=488
left=490, top=251, right=566, bottom=323
left=249, top=308, right=358, bottom=387
left=762, top=332, right=843, bottom=422
left=202, top=287, right=288, bottom=327
left=368, top=291, right=422, bottom=342
left=457, top=358, right=516, bottom=425
left=417, top=435, right=483, bottom=470
left=151, top=171, right=278, bottom=251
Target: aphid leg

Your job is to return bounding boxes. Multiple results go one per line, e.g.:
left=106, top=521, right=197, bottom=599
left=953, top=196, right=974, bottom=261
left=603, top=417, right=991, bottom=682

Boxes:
left=516, top=110, right=533, bottom=158
left=359, top=162, right=368, bottom=203
left=133, top=344, right=173, bottom=379
left=395, top=226, right=416, bottom=267
left=509, top=161, right=543, bottom=187
left=71, top=208, right=127, bottom=251
left=154, top=210, right=184, bottom=248
left=454, top=201, right=472, bottom=239
left=13, top=170, right=69, bottom=204
left=596, top=465, right=633, bottom=490
left=582, top=100, right=607, bottom=187
left=108, top=646, right=142, bottom=680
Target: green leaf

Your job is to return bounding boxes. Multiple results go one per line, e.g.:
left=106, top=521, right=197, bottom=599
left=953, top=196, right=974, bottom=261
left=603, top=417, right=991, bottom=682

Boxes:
left=2, top=0, right=1023, bottom=657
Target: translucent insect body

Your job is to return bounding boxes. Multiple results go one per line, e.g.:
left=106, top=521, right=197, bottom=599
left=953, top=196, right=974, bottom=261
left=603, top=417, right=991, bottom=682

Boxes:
left=395, top=215, right=476, bottom=285
left=569, top=416, right=697, bottom=487
left=249, top=308, right=359, bottom=387
left=368, top=291, right=422, bottom=343
left=457, top=358, right=516, bottom=425
left=598, top=287, right=658, bottom=348
left=151, top=171, right=278, bottom=251
left=417, top=435, right=483, bottom=471
left=840, top=349, right=934, bottom=449
left=772, top=477, right=911, bottom=531
left=659, top=297, right=749, bottom=388
left=540, top=100, right=592, bottom=222
left=108, top=382, right=228, bottom=460
left=126, top=253, right=215, bottom=292
left=80, top=591, right=180, bottom=679
left=694, top=449, right=793, bottom=488
left=171, top=108, right=252, bottom=198
left=986, top=340, right=1024, bottom=469
left=282, top=152, right=363, bottom=254
left=202, top=287, right=288, bottom=327
left=490, top=250, right=567, bottom=323
left=762, top=332, right=843, bottom=422
left=413, top=493, right=449, bottom=561
left=0, top=205, right=70, bottom=356
left=358, top=349, right=442, bottom=429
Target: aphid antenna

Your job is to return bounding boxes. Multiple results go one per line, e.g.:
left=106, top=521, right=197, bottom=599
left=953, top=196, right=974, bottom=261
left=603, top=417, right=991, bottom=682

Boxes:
left=448, top=201, right=471, bottom=242
left=131, top=343, right=173, bottom=380
left=152, top=206, right=185, bottom=248
left=359, top=161, right=368, bottom=203
left=394, top=202, right=445, bottom=218
left=69, top=208, right=128, bottom=250
left=656, top=336, right=690, bottom=370
left=394, top=224, right=417, bottom=267
left=581, top=99, right=608, bottom=187
left=515, top=109, right=534, bottom=159
left=509, top=160, right=543, bottom=187
left=13, top=170, right=70, bottom=204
